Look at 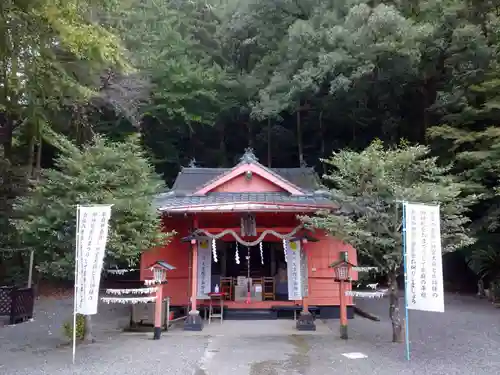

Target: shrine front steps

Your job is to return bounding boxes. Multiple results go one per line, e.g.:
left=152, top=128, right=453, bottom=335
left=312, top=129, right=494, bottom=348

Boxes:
left=223, top=308, right=277, bottom=320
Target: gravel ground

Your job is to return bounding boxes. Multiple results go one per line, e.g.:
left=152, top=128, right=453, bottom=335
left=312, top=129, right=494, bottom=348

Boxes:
left=323, top=293, right=500, bottom=374
left=0, top=293, right=499, bottom=375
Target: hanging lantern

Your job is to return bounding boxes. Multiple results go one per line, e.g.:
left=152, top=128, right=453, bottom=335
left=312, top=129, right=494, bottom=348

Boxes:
left=282, top=239, right=288, bottom=263
left=259, top=242, right=264, bottom=265
left=333, top=263, right=350, bottom=281
left=330, top=251, right=352, bottom=282
left=153, top=267, right=166, bottom=282
left=147, top=261, right=176, bottom=283
left=212, top=239, right=218, bottom=263
left=235, top=242, right=240, bottom=264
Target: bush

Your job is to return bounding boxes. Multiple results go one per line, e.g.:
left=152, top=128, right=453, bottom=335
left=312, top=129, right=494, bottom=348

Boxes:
left=490, top=280, right=500, bottom=304
left=62, top=314, right=86, bottom=341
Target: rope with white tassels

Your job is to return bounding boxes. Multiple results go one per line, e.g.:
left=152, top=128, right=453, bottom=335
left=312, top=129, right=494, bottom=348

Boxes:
left=235, top=242, right=240, bottom=264
left=259, top=242, right=264, bottom=265
left=212, top=239, right=218, bottom=263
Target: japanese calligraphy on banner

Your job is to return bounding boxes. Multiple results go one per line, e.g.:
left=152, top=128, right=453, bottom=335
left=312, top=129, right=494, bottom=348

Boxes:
left=404, top=203, right=445, bottom=313
left=75, top=205, right=112, bottom=315
left=300, top=245, right=308, bottom=297
left=287, top=240, right=303, bottom=300
left=197, top=239, right=211, bottom=298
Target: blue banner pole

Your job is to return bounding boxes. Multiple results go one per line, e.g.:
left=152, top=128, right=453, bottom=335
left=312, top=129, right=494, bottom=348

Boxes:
left=402, top=201, right=411, bottom=361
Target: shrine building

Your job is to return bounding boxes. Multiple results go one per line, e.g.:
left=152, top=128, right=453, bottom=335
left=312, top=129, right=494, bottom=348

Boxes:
left=140, top=149, right=357, bottom=331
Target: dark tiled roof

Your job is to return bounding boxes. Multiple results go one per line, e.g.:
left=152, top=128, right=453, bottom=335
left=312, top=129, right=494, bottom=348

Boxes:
left=171, top=166, right=320, bottom=194
left=154, top=192, right=332, bottom=210
left=171, top=168, right=227, bottom=193
left=272, top=168, right=321, bottom=192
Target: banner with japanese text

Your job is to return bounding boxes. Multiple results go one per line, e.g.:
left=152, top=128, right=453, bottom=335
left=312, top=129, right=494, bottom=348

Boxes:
left=404, top=203, right=445, bottom=312
left=300, top=245, right=308, bottom=297
left=75, top=205, right=112, bottom=315
left=287, top=240, right=303, bottom=300
left=197, top=239, right=211, bottom=298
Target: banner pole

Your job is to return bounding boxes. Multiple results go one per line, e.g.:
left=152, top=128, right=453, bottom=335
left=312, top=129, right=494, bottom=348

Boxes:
left=402, top=201, right=411, bottom=361
left=72, top=205, right=80, bottom=365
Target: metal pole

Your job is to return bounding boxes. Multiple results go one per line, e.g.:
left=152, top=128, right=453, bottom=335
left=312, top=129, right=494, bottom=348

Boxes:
left=27, top=250, right=34, bottom=288
left=402, top=202, right=411, bottom=361
left=72, top=205, right=80, bottom=365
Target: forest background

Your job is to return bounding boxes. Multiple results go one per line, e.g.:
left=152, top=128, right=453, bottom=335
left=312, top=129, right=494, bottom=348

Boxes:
left=1, top=0, right=500, bottom=291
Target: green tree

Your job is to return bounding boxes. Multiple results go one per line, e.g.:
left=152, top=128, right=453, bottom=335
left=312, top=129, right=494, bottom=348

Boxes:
left=302, top=140, right=475, bottom=342
left=12, top=131, right=170, bottom=280
left=0, top=0, right=131, bottom=275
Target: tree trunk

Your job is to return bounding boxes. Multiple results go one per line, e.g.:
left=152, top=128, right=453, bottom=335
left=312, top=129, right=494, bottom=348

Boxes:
left=389, top=273, right=403, bottom=343
left=27, top=131, right=36, bottom=178
left=318, top=111, right=326, bottom=175
left=296, top=108, right=304, bottom=167
left=218, top=122, right=227, bottom=167
left=35, top=128, right=42, bottom=180
left=83, top=315, right=95, bottom=343
left=1, top=118, right=13, bottom=161
left=189, top=126, right=195, bottom=159
left=247, top=121, right=253, bottom=149
left=267, top=118, right=272, bottom=167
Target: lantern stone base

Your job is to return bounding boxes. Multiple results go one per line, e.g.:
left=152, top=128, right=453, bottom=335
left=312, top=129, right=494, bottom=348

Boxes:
left=340, top=324, right=348, bottom=340
left=296, top=312, right=316, bottom=331
left=184, top=311, right=203, bottom=331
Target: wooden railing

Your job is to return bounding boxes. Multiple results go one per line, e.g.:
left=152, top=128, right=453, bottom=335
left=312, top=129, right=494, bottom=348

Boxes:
left=0, top=286, right=35, bottom=325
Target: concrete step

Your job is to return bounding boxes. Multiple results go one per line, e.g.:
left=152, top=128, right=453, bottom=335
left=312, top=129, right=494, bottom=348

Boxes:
left=223, top=309, right=277, bottom=320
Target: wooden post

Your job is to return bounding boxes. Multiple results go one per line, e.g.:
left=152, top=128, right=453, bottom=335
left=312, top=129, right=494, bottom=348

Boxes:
left=339, top=280, right=348, bottom=339
left=184, top=236, right=203, bottom=331
left=301, top=240, right=309, bottom=315
left=27, top=249, right=34, bottom=288
left=190, top=239, right=198, bottom=313
left=153, top=284, right=163, bottom=340
left=296, top=239, right=315, bottom=331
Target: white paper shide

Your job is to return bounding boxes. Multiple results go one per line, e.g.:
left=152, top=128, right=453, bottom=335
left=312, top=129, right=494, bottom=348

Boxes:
left=404, top=203, right=445, bottom=313
left=75, top=205, right=112, bottom=315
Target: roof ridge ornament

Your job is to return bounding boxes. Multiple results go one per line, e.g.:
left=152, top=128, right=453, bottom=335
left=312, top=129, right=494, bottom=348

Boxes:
left=240, top=147, right=258, bottom=163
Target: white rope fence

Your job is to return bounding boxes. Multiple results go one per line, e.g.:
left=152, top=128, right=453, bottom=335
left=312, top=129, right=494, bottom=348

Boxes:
left=101, top=296, right=156, bottom=304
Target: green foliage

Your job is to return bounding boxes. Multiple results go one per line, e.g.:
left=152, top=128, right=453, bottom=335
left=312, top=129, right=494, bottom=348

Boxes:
left=467, top=246, right=500, bottom=281
left=252, top=2, right=432, bottom=119
left=63, top=314, right=86, bottom=341
left=3, top=0, right=500, bottom=288
left=11, top=132, right=171, bottom=279
left=111, top=0, right=226, bottom=125
left=302, top=140, right=475, bottom=274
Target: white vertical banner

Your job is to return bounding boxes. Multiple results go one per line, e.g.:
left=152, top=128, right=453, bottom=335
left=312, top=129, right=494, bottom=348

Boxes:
left=197, top=239, right=211, bottom=298
left=404, top=203, right=445, bottom=313
left=300, top=245, right=308, bottom=297
left=287, top=240, right=303, bottom=300
left=75, top=205, right=112, bottom=315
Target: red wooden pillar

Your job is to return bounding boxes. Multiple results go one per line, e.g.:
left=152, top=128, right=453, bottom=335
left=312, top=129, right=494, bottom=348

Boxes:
left=190, top=238, right=198, bottom=313
left=153, top=284, right=163, bottom=339
left=296, top=239, right=316, bottom=331
left=184, top=217, right=203, bottom=331
left=301, top=239, right=310, bottom=314
left=339, top=280, right=348, bottom=339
